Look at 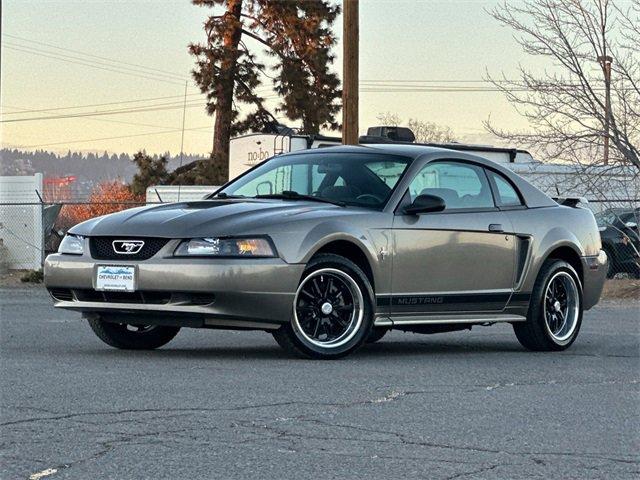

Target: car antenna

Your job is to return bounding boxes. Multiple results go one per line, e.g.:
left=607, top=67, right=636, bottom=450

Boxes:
left=154, top=188, right=163, bottom=203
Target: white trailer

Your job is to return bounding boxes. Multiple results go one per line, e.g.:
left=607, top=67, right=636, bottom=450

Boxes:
left=228, top=132, right=540, bottom=173
left=228, top=133, right=311, bottom=179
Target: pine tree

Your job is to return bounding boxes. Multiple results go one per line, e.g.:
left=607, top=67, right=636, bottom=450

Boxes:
left=188, top=0, right=341, bottom=184
left=130, top=151, right=169, bottom=196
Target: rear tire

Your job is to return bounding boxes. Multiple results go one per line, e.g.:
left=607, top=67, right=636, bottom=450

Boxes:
left=88, top=317, right=180, bottom=350
left=513, top=259, right=583, bottom=351
left=272, top=254, right=374, bottom=359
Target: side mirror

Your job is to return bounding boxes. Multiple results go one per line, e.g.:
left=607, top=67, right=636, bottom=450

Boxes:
left=404, top=194, right=446, bottom=215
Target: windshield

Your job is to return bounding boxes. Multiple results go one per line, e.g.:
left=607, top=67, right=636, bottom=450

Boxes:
left=216, top=152, right=412, bottom=210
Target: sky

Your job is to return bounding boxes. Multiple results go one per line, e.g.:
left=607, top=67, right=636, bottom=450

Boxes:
left=1, top=0, right=545, bottom=156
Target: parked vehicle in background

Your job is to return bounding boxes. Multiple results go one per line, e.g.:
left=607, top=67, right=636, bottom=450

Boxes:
left=45, top=145, right=608, bottom=359
left=596, top=208, right=640, bottom=278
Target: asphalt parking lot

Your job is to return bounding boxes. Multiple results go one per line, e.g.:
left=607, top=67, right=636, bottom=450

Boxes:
left=1, top=287, right=638, bottom=480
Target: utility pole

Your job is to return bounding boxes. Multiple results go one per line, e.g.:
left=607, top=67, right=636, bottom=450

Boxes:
left=177, top=80, right=188, bottom=202
left=598, top=55, right=613, bottom=165
left=342, top=0, right=359, bottom=145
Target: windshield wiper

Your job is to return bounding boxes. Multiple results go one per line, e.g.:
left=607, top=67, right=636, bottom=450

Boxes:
left=256, top=191, right=346, bottom=207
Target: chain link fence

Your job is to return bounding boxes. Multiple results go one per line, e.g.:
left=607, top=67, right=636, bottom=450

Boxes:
left=0, top=196, right=638, bottom=279
left=0, top=200, right=146, bottom=271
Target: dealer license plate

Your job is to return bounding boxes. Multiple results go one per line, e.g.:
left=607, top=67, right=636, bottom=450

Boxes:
left=95, top=265, right=136, bottom=292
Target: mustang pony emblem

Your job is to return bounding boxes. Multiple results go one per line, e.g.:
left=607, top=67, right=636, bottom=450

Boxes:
left=112, top=240, right=145, bottom=255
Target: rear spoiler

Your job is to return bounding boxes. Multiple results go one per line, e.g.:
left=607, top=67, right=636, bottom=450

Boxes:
left=553, top=197, right=588, bottom=208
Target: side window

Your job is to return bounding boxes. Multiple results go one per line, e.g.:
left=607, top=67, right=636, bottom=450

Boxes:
left=486, top=170, right=523, bottom=207
left=408, top=161, right=494, bottom=210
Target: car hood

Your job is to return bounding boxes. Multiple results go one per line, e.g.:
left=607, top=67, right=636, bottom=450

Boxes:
left=69, top=199, right=347, bottom=238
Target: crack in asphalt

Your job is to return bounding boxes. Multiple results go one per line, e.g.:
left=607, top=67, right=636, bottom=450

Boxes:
left=444, top=464, right=501, bottom=479
left=3, top=380, right=638, bottom=477
left=232, top=410, right=639, bottom=466
left=0, top=402, right=302, bottom=427
left=6, top=376, right=636, bottom=427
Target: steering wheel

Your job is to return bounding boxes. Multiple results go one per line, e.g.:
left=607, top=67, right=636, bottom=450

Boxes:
left=356, top=193, right=384, bottom=204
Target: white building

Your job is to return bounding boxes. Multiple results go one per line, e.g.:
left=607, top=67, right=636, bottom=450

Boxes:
left=0, top=174, right=44, bottom=270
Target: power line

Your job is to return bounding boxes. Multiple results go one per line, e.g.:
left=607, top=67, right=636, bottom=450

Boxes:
left=1, top=93, right=280, bottom=123
left=359, top=87, right=529, bottom=93
left=360, top=79, right=517, bottom=84
left=4, top=41, right=186, bottom=83
left=3, top=33, right=188, bottom=80
left=3, top=35, right=282, bottom=92
left=0, top=94, right=204, bottom=115
left=3, top=103, right=208, bottom=131
left=4, top=45, right=187, bottom=86
left=1, top=89, right=280, bottom=116
left=15, top=125, right=214, bottom=149
left=1, top=101, right=208, bottom=123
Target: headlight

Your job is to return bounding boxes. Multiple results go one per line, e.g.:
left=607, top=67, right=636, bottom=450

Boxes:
left=174, top=237, right=276, bottom=257
left=58, top=234, right=84, bottom=255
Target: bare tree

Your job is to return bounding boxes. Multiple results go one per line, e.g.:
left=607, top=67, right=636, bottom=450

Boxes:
left=485, top=0, right=639, bottom=174
left=376, top=112, right=456, bottom=143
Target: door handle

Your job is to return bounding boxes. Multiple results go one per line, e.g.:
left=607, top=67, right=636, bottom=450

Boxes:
left=488, top=224, right=504, bottom=232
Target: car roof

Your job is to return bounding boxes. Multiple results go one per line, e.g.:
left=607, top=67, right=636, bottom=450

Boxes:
left=285, top=143, right=453, bottom=159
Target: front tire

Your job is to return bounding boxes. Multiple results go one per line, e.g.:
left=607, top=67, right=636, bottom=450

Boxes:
left=366, top=327, right=389, bottom=344
left=272, top=254, right=374, bottom=359
left=603, top=247, right=616, bottom=278
left=88, top=317, right=180, bottom=350
left=513, top=259, right=583, bottom=351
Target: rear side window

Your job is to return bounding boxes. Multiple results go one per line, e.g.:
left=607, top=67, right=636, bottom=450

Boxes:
left=487, top=170, right=524, bottom=207
left=409, top=161, right=495, bottom=210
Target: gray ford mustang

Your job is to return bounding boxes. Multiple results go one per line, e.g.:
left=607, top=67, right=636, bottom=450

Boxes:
left=45, top=144, right=607, bottom=359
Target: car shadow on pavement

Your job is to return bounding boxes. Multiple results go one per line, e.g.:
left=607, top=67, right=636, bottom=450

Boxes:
left=73, top=338, right=529, bottom=361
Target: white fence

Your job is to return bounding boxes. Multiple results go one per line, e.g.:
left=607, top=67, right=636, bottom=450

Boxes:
left=146, top=185, right=219, bottom=203
left=0, top=174, right=44, bottom=270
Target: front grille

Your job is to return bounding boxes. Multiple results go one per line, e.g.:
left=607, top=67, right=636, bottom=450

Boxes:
left=49, top=288, right=73, bottom=302
left=73, top=289, right=171, bottom=304
left=89, top=237, right=170, bottom=260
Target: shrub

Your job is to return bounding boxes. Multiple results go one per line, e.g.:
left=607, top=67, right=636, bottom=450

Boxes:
left=21, top=269, right=44, bottom=283
left=56, top=181, right=142, bottom=231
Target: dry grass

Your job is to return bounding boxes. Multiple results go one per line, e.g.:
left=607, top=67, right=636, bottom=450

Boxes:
left=0, top=270, right=35, bottom=287
left=601, top=279, right=640, bottom=300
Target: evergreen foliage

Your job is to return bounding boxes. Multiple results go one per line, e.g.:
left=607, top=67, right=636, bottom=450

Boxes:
left=188, top=0, right=341, bottom=184
left=130, top=151, right=170, bottom=196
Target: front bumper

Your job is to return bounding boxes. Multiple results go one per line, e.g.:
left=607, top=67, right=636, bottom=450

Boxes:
left=44, top=253, right=305, bottom=329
